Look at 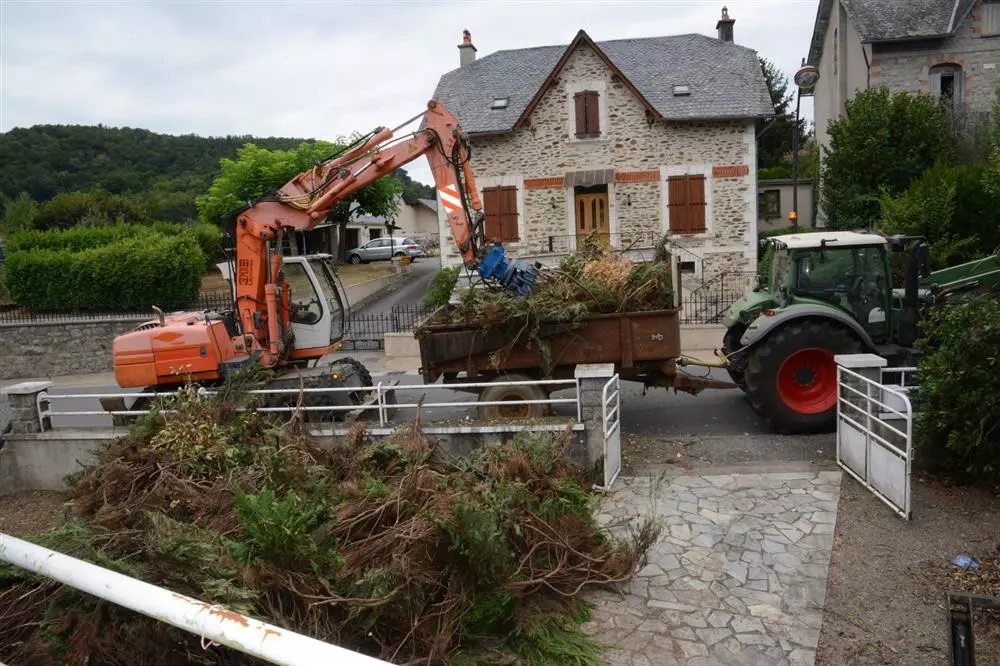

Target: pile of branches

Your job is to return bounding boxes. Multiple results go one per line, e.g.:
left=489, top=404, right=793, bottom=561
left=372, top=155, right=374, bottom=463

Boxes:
left=439, top=233, right=674, bottom=372
left=0, top=385, right=658, bottom=665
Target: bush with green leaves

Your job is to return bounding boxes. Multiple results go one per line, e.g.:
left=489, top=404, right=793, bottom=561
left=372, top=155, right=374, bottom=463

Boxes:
left=421, top=265, right=460, bottom=312
left=821, top=88, right=955, bottom=230
left=7, top=222, right=221, bottom=264
left=914, top=298, right=1000, bottom=485
left=32, top=189, right=147, bottom=230
left=4, top=233, right=204, bottom=310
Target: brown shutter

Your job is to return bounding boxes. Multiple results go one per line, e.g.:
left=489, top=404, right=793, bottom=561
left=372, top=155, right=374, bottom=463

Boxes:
left=586, top=91, right=600, bottom=135
left=500, top=186, right=519, bottom=242
left=483, top=187, right=501, bottom=241
left=574, top=93, right=587, bottom=137
left=667, top=175, right=706, bottom=234
left=688, top=175, right=706, bottom=232
left=668, top=176, right=689, bottom=233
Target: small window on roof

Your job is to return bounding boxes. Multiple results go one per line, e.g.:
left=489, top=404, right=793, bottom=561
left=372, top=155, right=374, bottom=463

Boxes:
left=491, top=97, right=509, bottom=109
left=673, top=85, right=691, bottom=96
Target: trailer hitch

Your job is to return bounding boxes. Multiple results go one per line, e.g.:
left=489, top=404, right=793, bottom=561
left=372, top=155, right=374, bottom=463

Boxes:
left=677, top=349, right=731, bottom=369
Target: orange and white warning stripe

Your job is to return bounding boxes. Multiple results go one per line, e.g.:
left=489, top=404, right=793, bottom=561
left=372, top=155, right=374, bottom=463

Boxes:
left=438, top=183, right=462, bottom=213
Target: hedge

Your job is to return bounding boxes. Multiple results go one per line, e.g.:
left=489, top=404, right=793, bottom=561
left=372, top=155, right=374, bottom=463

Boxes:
left=7, top=223, right=222, bottom=266
left=4, top=235, right=205, bottom=310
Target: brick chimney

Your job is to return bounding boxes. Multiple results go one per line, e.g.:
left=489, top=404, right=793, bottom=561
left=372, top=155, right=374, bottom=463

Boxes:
left=458, top=29, right=477, bottom=67
left=716, top=6, right=735, bottom=43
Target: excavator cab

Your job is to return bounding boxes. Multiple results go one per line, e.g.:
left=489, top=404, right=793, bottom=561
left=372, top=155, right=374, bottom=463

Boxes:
left=279, top=254, right=347, bottom=353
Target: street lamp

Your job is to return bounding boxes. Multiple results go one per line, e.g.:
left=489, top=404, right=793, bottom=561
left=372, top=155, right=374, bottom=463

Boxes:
left=791, top=62, right=819, bottom=233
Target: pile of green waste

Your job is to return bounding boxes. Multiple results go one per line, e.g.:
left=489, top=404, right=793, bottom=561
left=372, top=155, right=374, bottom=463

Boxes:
left=0, top=382, right=658, bottom=665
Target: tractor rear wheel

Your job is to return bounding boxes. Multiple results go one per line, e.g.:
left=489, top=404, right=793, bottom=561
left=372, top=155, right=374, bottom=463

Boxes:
left=722, top=324, right=749, bottom=392
left=477, top=374, right=550, bottom=421
left=745, top=320, right=862, bottom=434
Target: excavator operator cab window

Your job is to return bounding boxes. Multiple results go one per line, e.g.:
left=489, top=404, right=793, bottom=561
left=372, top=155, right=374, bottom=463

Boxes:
left=310, top=256, right=346, bottom=344
left=282, top=262, right=323, bottom=325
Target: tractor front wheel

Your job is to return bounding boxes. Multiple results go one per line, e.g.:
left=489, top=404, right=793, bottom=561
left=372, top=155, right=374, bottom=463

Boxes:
left=745, top=321, right=862, bottom=434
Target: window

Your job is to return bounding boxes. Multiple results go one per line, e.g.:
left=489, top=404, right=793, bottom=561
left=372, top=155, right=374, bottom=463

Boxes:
left=667, top=175, right=707, bottom=234
left=282, top=262, right=323, bottom=326
left=759, top=189, right=781, bottom=219
left=482, top=186, right=519, bottom=242
left=672, top=84, right=691, bottom=96
left=984, top=0, right=1000, bottom=36
left=930, top=64, right=963, bottom=110
left=679, top=261, right=697, bottom=274
left=574, top=91, right=600, bottom=138
left=491, top=97, right=509, bottom=109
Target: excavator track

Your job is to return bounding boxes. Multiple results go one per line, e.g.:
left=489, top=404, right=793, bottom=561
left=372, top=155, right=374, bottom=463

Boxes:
left=260, top=357, right=376, bottom=423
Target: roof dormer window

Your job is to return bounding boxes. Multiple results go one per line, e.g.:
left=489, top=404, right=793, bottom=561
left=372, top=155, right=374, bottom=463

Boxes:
left=491, top=97, right=509, bottom=109
left=673, top=84, right=691, bottom=96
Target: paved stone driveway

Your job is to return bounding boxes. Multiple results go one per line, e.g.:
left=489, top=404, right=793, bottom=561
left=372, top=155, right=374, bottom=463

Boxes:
left=584, top=469, right=842, bottom=665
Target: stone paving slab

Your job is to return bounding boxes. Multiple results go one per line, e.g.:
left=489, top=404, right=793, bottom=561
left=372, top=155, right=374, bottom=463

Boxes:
left=584, top=470, right=842, bottom=665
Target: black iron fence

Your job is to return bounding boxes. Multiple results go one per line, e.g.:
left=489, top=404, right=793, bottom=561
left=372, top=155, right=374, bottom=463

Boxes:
left=680, top=271, right=759, bottom=325
left=0, top=290, right=235, bottom=325
left=342, top=303, right=429, bottom=350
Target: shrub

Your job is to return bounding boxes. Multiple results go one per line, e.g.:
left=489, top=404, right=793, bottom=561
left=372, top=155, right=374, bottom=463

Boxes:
left=821, top=88, right=955, bottom=230
left=8, top=223, right=222, bottom=268
left=421, top=265, right=460, bottom=312
left=4, top=234, right=204, bottom=310
left=914, top=298, right=1000, bottom=485
left=33, top=190, right=147, bottom=230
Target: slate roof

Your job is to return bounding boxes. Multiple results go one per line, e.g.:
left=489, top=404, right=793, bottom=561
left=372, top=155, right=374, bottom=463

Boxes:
left=808, top=0, right=977, bottom=65
left=415, top=198, right=438, bottom=212
left=430, top=31, right=773, bottom=135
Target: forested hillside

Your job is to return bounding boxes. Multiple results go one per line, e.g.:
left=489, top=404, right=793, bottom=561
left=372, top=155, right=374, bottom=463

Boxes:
left=0, top=124, right=434, bottom=222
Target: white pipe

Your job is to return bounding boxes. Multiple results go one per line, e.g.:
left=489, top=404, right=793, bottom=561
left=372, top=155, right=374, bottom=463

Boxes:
left=0, top=533, right=390, bottom=666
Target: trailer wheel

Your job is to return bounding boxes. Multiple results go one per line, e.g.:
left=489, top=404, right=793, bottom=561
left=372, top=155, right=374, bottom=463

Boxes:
left=745, top=320, right=862, bottom=434
left=478, top=374, right=550, bottom=421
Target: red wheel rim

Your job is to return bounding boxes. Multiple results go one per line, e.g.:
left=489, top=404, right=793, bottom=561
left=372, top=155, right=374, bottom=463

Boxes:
left=776, top=348, right=836, bottom=414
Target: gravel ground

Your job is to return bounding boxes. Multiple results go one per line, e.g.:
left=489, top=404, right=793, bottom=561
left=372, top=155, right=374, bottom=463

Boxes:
left=816, top=475, right=1000, bottom=665
left=0, top=490, right=68, bottom=536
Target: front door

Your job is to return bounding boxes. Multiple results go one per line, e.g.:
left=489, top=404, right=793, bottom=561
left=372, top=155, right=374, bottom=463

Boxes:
left=575, top=193, right=610, bottom=246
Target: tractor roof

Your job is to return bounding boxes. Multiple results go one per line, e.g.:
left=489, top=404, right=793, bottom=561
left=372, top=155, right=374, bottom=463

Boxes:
left=769, top=231, right=886, bottom=250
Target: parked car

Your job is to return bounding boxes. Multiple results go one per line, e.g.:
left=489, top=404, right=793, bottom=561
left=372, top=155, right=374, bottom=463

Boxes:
left=346, top=237, right=423, bottom=264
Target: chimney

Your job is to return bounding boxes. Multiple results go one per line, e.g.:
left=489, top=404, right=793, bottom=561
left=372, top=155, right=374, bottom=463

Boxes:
left=458, top=29, right=477, bottom=67
left=716, top=6, right=735, bottom=43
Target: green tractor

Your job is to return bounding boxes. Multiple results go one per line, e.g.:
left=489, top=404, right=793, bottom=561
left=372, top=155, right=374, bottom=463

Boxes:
left=722, top=231, right=1000, bottom=434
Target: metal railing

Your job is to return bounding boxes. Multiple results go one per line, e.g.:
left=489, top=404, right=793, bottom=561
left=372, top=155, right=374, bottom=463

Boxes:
left=36, top=378, right=582, bottom=431
left=0, top=532, right=390, bottom=666
left=0, top=291, right=234, bottom=325
left=343, top=303, right=427, bottom=350
left=680, top=271, right=759, bottom=325
left=836, top=364, right=914, bottom=520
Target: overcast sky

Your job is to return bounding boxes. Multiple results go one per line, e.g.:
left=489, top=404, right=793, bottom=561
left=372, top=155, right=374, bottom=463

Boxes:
left=1, top=0, right=819, bottom=186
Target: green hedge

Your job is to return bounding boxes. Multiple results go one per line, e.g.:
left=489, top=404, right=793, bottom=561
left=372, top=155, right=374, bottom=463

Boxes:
left=5, top=235, right=204, bottom=310
left=7, top=223, right=222, bottom=266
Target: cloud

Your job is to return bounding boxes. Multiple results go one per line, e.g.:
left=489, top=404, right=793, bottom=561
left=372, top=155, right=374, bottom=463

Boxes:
left=2, top=0, right=819, bottom=186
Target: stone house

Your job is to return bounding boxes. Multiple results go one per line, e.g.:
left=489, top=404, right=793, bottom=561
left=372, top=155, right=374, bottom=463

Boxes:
left=429, top=10, right=774, bottom=283
left=808, top=0, right=998, bottom=170
left=394, top=197, right=439, bottom=245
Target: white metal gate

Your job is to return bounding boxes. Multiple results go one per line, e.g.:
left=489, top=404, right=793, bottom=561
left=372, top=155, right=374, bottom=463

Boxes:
left=836, top=365, right=914, bottom=519
left=601, top=374, right=621, bottom=489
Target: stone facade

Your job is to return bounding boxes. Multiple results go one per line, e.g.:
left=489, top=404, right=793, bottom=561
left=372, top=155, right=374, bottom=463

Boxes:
left=0, top=319, right=143, bottom=379
left=439, top=42, right=758, bottom=281
left=870, top=2, right=1000, bottom=113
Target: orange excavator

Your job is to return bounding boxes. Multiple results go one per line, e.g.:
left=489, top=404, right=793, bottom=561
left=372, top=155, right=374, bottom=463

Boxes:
left=109, top=100, right=540, bottom=414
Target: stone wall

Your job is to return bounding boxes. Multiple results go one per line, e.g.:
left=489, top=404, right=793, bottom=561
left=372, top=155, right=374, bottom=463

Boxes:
left=0, top=319, right=143, bottom=380
left=439, top=41, right=757, bottom=275
left=871, top=2, right=1000, bottom=114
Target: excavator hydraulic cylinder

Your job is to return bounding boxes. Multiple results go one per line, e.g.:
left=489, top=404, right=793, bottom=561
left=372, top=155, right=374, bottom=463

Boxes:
left=476, top=243, right=539, bottom=299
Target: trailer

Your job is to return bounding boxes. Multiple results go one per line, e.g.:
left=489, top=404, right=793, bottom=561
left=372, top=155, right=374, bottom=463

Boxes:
left=414, top=308, right=734, bottom=419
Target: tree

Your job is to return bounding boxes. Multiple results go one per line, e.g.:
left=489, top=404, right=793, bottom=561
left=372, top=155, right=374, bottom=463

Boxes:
left=195, top=141, right=401, bottom=261
left=821, top=87, right=955, bottom=229
left=32, top=189, right=148, bottom=230
left=757, top=58, right=808, bottom=172
left=0, top=192, right=38, bottom=238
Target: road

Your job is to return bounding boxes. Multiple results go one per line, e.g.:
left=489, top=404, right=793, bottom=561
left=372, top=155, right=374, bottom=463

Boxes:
left=349, top=258, right=439, bottom=318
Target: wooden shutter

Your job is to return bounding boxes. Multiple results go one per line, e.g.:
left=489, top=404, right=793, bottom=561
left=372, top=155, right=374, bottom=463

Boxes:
left=574, top=93, right=587, bottom=137
left=483, top=186, right=519, bottom=242
left=586, top=91, right=600, bottom=135
left=483, top=187, right=501, bottom=240
left=668, top=175, right=706, bottom=234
